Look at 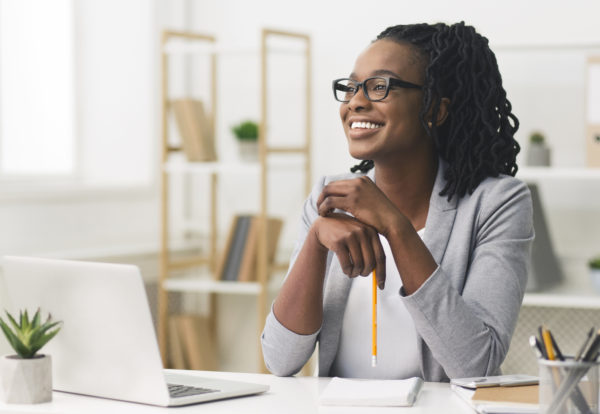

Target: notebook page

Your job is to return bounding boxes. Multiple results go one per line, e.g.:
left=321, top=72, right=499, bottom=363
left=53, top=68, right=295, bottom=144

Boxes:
left=319, top=377, right=423, bottom=407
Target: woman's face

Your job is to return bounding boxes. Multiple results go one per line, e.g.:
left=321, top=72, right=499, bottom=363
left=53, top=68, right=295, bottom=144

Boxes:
left=339, top=39, right=430, bottom=163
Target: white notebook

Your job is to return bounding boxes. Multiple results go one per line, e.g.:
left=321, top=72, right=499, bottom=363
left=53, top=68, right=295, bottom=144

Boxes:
left=319, top=377, right=423, bottom=407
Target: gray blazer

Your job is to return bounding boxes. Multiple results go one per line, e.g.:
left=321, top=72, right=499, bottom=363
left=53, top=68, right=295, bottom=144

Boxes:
left=261, top=161, right=534, bottom=382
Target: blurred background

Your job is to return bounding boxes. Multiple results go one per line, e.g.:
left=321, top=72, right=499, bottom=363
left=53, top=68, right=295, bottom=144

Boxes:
left=1, top=0, right=600, bottom=375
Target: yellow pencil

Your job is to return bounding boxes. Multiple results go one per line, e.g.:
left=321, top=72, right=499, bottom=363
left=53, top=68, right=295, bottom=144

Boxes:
left=541, top=326, right=556, bottom=361
left=372, top=269, right=377, bottom=367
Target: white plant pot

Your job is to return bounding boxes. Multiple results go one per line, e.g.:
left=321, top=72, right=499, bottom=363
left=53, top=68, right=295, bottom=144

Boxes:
left=0, top=354, right=52, bottom=404
left=527, top=143, right=551, bottom=166
left=591, top=269, right=600, bottom=293
left=238, top=140, right=258, bottom=162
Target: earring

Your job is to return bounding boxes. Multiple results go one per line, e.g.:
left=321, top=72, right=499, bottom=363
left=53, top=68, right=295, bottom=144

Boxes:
left=428, top=121, right=433, bottom=128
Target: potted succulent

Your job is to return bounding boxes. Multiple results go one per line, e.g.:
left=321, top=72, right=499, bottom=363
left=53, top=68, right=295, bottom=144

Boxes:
left=590, top=256, right=600, bottom=292
left=0, top=309, right=62, bottom=404
left=526, top=131, right=551, bottom=166
left=232, top=120, right=259, bottom=162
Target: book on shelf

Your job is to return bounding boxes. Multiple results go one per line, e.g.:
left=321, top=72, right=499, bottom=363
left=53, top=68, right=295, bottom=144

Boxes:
left=218, top=215, right=253, bottom=281
left=238, top=216, right=283, bottom=282
left=167, top=315, right=187, bottom=370
left=171, top=98, right=216, bottom=162
left=216, top=214, right=283, bottom=282
left=171, top=314, right=217, bottom=371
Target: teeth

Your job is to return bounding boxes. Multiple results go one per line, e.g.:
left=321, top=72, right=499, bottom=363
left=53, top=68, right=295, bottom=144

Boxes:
left=351, top=122, right=383, bottom=129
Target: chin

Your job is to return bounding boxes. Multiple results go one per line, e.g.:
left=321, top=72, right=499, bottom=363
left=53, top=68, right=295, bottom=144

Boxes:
left=347, top=143, right=375, bottom=161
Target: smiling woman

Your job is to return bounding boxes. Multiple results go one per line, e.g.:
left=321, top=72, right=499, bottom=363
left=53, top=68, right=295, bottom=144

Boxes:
left=261, top=22, right=534, bottom=382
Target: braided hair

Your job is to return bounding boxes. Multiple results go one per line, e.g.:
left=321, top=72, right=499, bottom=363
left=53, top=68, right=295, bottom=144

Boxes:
left=350, top=22, right=520, bottom=200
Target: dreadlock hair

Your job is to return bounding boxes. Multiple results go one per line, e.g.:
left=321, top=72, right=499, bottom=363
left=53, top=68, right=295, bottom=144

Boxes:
left=350, top=22, right=520, bottom=200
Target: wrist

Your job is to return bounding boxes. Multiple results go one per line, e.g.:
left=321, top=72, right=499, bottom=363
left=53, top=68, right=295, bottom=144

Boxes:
left=381, top=214, right=412, bottom=240
left=308, top=222, right=330, bottom=255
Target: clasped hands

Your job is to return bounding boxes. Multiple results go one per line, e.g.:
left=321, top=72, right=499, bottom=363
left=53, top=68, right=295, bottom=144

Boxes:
left=311, top=176, right=406, bottom=289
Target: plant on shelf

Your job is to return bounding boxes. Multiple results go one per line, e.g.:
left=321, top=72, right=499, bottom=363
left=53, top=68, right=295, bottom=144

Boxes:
left=589, top=256, right=600, bottom=293
left=232, top=120, right=259, bottom=141
left=530, top=132, right=545, bottom=145
left=526, top=131, right=551, bottom=167
left=232, top=120, right=259, bottom=162
left=0, top=309, right=62, bottom=404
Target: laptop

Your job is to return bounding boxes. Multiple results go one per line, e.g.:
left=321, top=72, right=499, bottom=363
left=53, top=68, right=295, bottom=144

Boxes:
left=1, top=256, right=269, bottom=407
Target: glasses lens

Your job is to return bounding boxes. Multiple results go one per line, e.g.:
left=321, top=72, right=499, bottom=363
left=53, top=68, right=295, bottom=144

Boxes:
left=334, top=79, right=356, bottom=102
left=364, top=77, right=388, bottom=101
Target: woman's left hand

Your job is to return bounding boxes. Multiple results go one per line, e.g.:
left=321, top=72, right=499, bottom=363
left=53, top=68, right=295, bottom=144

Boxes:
left=316, top=176, right=405, bottom=237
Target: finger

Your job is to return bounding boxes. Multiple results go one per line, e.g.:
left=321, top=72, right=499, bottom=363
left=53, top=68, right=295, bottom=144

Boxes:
left=357, top=226, right=376, bottom=276
left=317, top=195, right=349, bottom=216
left=332, top=243, right=354, bottom=277
left=316, top=180, right=355, bottom=207
left=345, top=233, right=364, bottom=278
left=371, top=235, right=386, bottom=289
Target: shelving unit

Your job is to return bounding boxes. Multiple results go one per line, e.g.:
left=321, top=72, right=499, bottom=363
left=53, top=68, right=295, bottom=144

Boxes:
left=498, top=41, right=600, bottom=373
left=503, top=166, right=600, bottom=376
left=157, top=29, right=311, bottom=371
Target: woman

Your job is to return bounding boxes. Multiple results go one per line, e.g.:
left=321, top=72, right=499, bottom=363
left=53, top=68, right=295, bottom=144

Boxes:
left=261, top=22, right=534, bottom=382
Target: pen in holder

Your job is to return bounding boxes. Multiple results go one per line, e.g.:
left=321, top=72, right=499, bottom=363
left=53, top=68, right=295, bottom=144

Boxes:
left=539, top=358, right=599, bottom=414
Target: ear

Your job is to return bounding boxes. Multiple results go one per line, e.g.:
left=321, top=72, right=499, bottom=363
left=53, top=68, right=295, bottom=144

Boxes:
left=433, top=97, right=450, bottom=126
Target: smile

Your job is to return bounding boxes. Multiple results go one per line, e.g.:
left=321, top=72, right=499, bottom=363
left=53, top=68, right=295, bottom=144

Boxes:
left=350, top=122, right=383, bottom=130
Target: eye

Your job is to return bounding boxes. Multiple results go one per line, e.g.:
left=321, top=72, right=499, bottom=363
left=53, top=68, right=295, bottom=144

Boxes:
left=367, top=79, right=388, bottom=96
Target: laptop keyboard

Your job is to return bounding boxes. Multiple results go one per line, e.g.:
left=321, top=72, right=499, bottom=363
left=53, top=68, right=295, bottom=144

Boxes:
left=168, top=383, right=220, bottom=398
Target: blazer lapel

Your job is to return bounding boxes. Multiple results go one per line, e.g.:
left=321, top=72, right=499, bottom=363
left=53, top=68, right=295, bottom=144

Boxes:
left=422, top=160, right=458, bottom=265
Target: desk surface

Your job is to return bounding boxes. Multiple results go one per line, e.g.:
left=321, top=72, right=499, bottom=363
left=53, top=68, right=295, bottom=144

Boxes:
left=0, top=370, right=473, bottom=414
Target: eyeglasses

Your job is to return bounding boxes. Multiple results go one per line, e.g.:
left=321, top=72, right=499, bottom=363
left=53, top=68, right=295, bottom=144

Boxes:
left=332, top=76, right=423, bottom=103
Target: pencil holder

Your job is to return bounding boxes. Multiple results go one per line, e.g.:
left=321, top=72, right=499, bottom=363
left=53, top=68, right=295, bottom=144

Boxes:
left=539, top=358, right=600, bottom=414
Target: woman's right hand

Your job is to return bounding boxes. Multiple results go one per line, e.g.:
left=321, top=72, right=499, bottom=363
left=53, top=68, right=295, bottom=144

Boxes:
left=310, top=213, right=387, bottom=288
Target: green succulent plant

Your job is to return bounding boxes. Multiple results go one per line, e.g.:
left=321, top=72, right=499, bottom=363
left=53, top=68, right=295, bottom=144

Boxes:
left=590, top=256, right=600, bottom=270
left=529, top=132, right=545, bottom=144
left=0, top=309, right=62, bottom=358
left=232, top=120, right=259, bottom=141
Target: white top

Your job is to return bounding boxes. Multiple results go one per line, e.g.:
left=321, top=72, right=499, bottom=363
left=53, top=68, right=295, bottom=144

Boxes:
left=330, top=228, right=425, bottom=379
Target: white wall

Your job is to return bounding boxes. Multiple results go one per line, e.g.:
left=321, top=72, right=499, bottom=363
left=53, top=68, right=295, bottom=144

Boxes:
left=0, top=0, right=159, bottom=259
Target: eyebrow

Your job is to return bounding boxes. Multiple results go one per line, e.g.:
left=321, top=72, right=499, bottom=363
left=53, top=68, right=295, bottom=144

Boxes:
left=348, top=69, right=408, bottom=80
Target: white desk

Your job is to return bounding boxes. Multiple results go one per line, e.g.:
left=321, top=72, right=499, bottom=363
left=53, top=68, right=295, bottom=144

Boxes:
left=0, top=370, right=473, bottom=413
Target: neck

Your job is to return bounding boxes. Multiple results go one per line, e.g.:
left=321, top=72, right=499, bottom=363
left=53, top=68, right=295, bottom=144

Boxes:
left=374, top=152, right=438, bottom=231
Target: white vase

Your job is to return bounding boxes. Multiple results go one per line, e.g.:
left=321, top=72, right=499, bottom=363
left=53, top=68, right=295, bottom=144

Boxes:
left=591, top=269, right=600, bottom=293
left=0, top=354, right=52, bottom=404
left=527, top=143, right=551, bottom=166
left=238, top=140, right=258, bottom=162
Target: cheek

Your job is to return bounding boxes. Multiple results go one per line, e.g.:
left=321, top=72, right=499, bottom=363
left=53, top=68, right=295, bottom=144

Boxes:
left=339, top=105, right=349, bottom=133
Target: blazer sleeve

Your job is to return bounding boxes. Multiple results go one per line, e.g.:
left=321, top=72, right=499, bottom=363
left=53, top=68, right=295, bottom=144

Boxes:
left=260, top=176, right=327, bottom=376
left=402, top=177, right=534, bottom=379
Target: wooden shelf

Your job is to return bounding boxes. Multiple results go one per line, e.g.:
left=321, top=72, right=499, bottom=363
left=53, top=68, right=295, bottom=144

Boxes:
left=164, top=277, right=262, bottom=295
left=523, top=292, right=600, bottom=309
left=163, top=156, right=305, bottom=175
left=162, top=43, right=306, bottom=56
left=517, top=167, right=600, bottom=181
left=523, top=279, right=600, bottom=308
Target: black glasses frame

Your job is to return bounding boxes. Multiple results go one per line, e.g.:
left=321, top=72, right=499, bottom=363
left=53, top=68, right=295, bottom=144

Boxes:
left=332, top=76, right=423, bottom=103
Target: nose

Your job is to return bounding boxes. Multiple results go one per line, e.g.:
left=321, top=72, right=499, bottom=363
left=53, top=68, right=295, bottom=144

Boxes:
left=347, top=84, right=370, bottom=111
